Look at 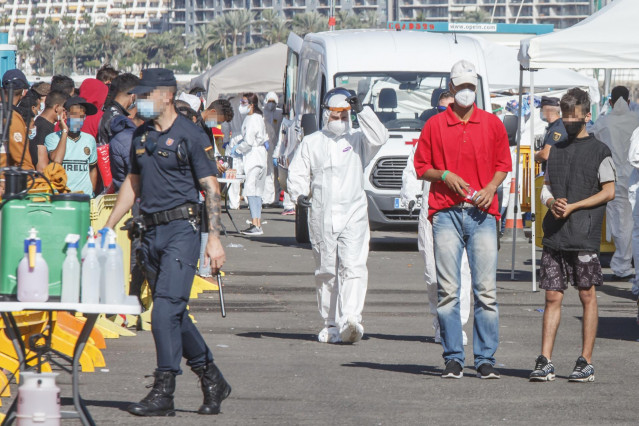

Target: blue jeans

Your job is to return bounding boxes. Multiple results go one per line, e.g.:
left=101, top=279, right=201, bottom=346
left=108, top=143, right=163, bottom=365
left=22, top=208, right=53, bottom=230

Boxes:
left=432, top=206, right=499, bottom=368
left=247, top=196, right=262, bottom=219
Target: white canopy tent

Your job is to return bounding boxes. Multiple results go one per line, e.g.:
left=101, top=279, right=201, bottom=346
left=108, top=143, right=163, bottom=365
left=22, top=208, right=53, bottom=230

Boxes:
left=514, top=0, right=639, bottom=291
left=189, top=43, right=287, bottom=106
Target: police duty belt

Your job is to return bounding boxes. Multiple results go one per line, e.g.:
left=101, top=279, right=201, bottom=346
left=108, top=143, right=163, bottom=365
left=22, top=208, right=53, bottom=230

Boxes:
left=141, top=203, right=201, bottom=228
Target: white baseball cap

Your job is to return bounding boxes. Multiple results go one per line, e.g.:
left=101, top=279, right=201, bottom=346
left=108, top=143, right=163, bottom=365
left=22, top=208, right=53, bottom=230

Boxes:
left=450, top=60, right=478, bottom=87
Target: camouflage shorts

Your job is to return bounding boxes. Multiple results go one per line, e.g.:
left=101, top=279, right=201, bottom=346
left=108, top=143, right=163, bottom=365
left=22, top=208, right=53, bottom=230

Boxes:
left=539, top=247, right=603, bottom=291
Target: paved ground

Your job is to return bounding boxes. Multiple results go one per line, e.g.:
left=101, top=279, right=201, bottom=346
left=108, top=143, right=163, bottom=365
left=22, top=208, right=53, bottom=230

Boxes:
left=5, top=207, right=639, bottom=425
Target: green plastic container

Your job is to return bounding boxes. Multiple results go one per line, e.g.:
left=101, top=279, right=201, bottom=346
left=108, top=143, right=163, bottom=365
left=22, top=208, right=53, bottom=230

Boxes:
left=0, top=193, right=91, bottom=300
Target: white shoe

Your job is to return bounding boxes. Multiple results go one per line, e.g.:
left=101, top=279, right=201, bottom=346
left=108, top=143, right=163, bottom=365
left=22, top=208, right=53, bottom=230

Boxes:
left=463, top=330, right=468, bottom=346
left=339, top=317, right=364, bottom=343
left=318, top=327, right=341, bottom=343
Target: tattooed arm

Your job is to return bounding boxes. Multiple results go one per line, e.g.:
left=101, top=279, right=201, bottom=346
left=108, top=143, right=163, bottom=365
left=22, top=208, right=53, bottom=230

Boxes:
left=199, top=176, right=226, bottom=272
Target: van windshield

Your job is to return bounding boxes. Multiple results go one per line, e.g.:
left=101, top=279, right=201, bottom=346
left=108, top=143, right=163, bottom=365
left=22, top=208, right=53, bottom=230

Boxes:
left=334, top=72, right=484, bottom=131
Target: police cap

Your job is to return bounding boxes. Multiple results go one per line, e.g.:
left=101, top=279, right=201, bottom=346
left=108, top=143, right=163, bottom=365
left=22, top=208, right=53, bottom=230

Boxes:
left=540, top=96, right=560, bottom=107
left=129, top=68, right=177, bottom=95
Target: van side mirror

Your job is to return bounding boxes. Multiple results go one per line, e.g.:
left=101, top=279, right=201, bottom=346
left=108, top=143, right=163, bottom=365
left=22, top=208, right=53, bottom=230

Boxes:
left=502, top=115, right=519, bottom=147
left=301, top=113, right=318, bottom=137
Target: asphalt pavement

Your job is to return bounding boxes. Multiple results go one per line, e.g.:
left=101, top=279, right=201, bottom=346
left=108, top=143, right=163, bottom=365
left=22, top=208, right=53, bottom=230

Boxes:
left=8, top=207, right=639, bottom=425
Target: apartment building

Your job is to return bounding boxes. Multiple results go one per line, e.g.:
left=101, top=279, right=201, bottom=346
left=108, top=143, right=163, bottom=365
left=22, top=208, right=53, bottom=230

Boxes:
left=0, top=0, right=611, bottom=43
left=0, top=0, right=169, bottom=40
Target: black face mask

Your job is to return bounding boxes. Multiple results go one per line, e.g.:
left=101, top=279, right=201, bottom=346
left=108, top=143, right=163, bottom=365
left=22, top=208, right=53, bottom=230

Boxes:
left=564, top=120, right=585, bottom=139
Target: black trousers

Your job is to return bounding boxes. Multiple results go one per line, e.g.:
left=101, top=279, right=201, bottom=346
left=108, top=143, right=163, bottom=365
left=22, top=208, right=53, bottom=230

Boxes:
left=139, top=219, right=213, bottom=373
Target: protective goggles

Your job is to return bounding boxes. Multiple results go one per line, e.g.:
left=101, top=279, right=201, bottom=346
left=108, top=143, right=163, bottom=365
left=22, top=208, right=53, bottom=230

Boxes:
left=326, top=105, right=351, bottom=112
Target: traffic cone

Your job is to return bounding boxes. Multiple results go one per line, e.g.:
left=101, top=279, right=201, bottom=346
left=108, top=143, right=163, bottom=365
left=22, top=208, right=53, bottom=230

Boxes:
left=504, top=177, right=524, bottom=232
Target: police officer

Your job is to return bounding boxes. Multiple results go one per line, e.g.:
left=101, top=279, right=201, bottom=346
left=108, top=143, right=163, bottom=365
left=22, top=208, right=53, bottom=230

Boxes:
left=104, top=68, right=230, bottom=417
left=534, top=96, right=568, bottom=170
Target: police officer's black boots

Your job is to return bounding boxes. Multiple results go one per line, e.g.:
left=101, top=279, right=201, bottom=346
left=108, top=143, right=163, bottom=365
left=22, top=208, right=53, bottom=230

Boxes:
left=127, top=371, right=176, bottom=417
left=192, top=362, right=232, bottom=414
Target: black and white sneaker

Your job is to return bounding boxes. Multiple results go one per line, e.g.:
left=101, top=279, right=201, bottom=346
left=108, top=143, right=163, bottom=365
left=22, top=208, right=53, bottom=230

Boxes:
left=441, top=360, right=463, bottom=379
left=241, top=225, right=263, bottom=235
left=476, top=363, right=500, bottom=379
left=529, top=355, right=555, bottom=382
left=568, top=356, right=595, bottom=382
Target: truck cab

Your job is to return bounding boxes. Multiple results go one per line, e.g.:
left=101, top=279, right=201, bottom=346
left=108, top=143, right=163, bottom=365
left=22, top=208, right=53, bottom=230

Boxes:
left=281, top=30, right=491, bottom=241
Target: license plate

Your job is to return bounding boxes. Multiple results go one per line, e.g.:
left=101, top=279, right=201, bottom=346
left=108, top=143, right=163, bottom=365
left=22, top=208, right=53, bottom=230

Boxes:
left=394, top=197, right=422, bottom=209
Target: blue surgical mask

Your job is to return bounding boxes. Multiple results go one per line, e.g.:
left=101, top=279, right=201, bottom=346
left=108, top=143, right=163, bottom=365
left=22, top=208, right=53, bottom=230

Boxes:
left=137, top=99, right=160, bottom=120
left=205, top=120, right=218, bottom=128
left=28, top=127, right=37, bottom=140
left=67, top=118, right=84, bottom=133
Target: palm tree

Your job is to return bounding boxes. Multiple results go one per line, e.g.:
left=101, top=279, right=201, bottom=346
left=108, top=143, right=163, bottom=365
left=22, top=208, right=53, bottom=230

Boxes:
left=14, top=36, right=31, bottom=70
left=362, top=10, right=381, bottom=28
left=259, top=9, right=289, bottom=45
left=292, top=12, right=326, bottom=36
left=144, top=29, right=182, bottom=66
left=224, top=9, right=253, bottom=56
left=92, top=19, right=123, bottom=65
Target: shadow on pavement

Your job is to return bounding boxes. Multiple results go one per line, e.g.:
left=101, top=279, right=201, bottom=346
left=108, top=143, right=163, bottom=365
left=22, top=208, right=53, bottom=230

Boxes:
left=592, top=316, right=639, bottom=341
left=342, top=362, right=441, bottom=376
left=598, top=283, right=636, bottom=301
left=369, top=238, right=418, bottom=252
left=63, top=397, right=130, bottom=412
left=236, top=331, right=316, bottom=341
left=365, top=333, right=434, bottom=343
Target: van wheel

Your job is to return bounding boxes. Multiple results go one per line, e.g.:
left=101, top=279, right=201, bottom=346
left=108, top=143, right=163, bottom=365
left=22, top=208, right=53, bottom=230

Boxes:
left=295, top=204, right=310, bottom=243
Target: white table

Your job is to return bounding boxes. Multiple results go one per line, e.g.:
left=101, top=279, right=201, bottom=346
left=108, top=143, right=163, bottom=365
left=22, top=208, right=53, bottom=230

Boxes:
left=217, top=176, right=245, bottom=235
left=0, top=297, right=142, bottom=426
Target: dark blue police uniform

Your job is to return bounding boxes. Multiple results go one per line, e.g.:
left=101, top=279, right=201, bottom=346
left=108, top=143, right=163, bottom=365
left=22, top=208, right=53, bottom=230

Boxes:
left=130, top=114, right=218, bottom=373
left=541, top=119, right=567, bottom=172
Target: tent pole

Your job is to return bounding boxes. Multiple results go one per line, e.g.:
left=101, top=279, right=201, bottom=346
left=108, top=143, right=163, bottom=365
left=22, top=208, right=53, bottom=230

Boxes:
left=510, top=67, right=525, bottom=280
left=529, top=73, right=537, bottom=292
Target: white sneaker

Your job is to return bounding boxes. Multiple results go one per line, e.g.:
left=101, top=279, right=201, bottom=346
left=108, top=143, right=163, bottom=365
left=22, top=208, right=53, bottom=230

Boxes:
left=462, top=330, right=468, bottom=346
left=318, top=327, right=341, bottom=343
left=339, top=317, right=364, bottom=343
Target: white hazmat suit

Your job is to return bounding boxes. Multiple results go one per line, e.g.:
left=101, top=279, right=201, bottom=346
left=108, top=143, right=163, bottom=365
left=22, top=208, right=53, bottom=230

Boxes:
left=262, top=92, right=284, bottom=205
left=227, top=97, right=245, bottom=209
left=592, top=98, right=639, bottom=278
left=235, top=113, right=268, bottom=198
left=626, top=127, right=639, bottom=295
left=288, top=97, right=388, bottom=343
left=400, top=144, right=471, bottom=345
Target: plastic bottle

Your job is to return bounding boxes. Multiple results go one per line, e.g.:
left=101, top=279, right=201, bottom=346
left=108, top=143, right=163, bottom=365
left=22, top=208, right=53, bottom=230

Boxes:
left=101, top=233, right=125, bottom=305
left=81, top=232, right=100, bottom=304
left=80, top=227, right=95, bottom=262
left=16, top=372, right=61, bottom=425
left=61, top=234, right=81, bottom=303
left=17, top=228, right=49, bottom=302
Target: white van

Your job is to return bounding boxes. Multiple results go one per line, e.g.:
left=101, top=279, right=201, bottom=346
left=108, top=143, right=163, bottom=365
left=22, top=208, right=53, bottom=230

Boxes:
left=280, top=29, right=491, bottom=242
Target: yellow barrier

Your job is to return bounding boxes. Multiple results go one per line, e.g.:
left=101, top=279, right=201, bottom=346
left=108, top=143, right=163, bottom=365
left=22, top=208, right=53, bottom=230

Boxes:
left=534, top=176, right=616, bottom=253
left=520, top=146, right=542, bottom=213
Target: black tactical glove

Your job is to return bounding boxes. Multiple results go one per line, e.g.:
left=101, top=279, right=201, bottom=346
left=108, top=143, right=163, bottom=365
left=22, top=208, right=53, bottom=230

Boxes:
left=297, top=195, right=312, bottom=208
left=347, top=95, right=363, bottom=114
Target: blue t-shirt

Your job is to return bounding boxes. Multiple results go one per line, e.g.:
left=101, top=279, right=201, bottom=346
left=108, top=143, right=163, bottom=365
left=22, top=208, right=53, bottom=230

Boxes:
left=44, top=131, right=97, bottom=196
left=130, top=114, right=218, bottom=214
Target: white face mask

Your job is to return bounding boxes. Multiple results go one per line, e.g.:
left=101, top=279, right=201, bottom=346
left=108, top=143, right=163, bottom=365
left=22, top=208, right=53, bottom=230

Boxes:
left=326, top=119, right=348, bottom=137
left=238, top=104, right=250, bottom=115
left=38, top=101, right=45, bottom=115
left=454, top=89, right=475, bottom=108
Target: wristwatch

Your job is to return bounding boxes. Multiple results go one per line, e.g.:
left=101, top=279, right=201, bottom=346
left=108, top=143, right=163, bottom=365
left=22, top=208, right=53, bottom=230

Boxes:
left=62, top=129, right=68, bottom=134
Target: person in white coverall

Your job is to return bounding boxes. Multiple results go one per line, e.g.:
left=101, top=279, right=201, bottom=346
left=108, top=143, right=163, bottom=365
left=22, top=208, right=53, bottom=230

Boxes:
left=401, top=144, right=471, bottom=345
left=626, top=128, right=639, bottom=303
left=274, top=113, right=298, bottom=216
left=287, top=87, right=389, bottom=344
left=262, top=92, right=284, bottom=206
left=227, top=96, right=245, bottom=210
left=591, top=86, right=639, bottom=280
left=230, top=93, right=268, bottom=235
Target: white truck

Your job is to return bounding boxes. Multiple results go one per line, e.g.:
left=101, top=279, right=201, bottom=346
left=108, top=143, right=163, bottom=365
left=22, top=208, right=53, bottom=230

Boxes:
left=279, top=29, right=491, bottom=243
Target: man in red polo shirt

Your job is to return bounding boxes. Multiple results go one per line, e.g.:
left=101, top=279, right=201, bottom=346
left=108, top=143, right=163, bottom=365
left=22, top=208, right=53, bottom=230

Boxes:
left=414, top=60, right=511, bottom=380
